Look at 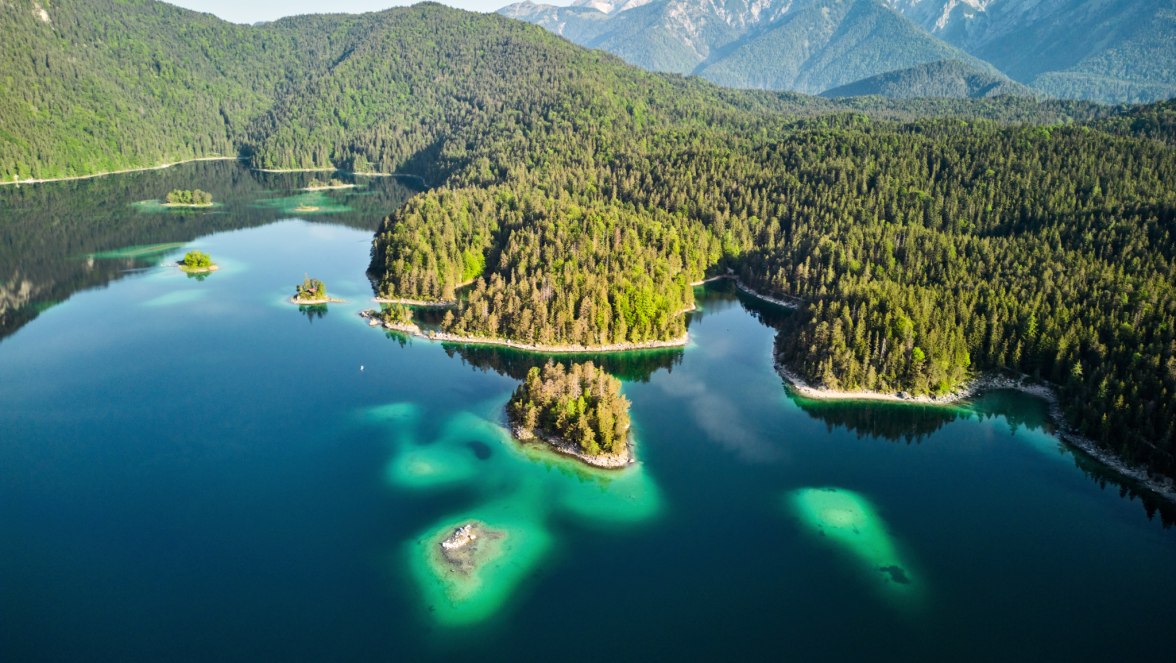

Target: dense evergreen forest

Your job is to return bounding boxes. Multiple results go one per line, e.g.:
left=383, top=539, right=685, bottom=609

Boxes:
left=2, top=1, right=1174, bottom=480
left=509, top=361, right=631, bottom=457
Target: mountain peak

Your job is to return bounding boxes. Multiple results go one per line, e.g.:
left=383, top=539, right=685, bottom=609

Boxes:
left=570, top=0, right=657, bottom=14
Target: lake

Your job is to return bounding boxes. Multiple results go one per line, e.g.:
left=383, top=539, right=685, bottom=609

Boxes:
left=1, top=161, right=1174, bottom=661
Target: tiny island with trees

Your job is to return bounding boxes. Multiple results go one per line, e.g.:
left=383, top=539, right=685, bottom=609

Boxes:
left=304, top=177, right=354, bottom=191
left=178, top=249, right=218, bottom=274
left=291, top=275, right=341, bottom=304
left=164, top=189, right=214, bottom=207
left=507, top=360, right=634, bottom=468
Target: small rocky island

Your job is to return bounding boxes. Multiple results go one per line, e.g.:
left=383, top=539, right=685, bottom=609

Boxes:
left=164, top=188, right=213, bottom=207
left=508, top=360, right=634, bottom=468
left=291, top=275, right=342, bottom=304
left=436, top=522, right=505, bottom=575
left=303, top=177, right=355, bottom=191
left=177, top=249, right=218, bottom=274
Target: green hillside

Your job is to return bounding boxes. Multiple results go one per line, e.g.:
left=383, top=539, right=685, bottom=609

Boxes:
left=2, top=1, right=1175, bottom=480
left=0, top=0, right=365, bottom=180
left=823, top=60, right=1034, bottom=99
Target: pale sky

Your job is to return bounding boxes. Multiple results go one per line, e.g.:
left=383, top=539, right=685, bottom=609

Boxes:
left=165, top=0, right=572, bottom=24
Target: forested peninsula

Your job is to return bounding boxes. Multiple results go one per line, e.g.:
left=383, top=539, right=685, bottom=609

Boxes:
left=2, top=1, right=1174, bottom=483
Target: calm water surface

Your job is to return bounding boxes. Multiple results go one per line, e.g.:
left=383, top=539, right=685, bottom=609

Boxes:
left=2, top=162, right=1174, bottom=661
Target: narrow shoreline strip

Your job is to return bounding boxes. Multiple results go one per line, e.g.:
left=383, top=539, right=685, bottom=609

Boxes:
left=360, top=310, right=686, bottom=353
left=2, top=156, right=241, bottom=186
left=776, top=364, right=1176, bottom=503
left=690, top=274, right=802, bottom=309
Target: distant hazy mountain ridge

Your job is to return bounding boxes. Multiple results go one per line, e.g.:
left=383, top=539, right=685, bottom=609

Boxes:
left=501, top=0, right=998, bottom=94
left=500, top=0, right=1176, bottom=102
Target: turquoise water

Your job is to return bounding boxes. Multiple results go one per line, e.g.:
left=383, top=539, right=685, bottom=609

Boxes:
left=2, top=163, right=1175, bottom=660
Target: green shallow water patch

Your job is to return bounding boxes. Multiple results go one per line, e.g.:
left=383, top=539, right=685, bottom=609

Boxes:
left=407, top=503, right=553, bottom=627
left=788, top=487, right=922, bottom=604
left=252, top=190, right=351, bottom=215
left=381, top=409, right=507, bottom=491
left=387, top=439, right=483, bottom=489
left=368, top=401, right=422, bottom=419
left=554, top=462, right=663, bottom=526
left=366, top=399, right=666, bottom=625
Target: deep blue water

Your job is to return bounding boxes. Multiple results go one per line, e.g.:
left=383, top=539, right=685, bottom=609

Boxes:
left=2, top=162, right=1174, bottom=661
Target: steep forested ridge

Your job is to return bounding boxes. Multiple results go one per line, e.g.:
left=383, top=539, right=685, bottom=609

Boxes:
left=2, top=1, right=1175, bottom=480
left=0, top=0, right=344, bottom=180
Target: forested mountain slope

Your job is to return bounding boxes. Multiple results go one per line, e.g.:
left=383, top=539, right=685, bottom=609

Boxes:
left=883, top=0, right=1176, bottom=103
left=0, top=0, right=381, bottom=180
left=822, top=60, right=1034, bottom=99
left=2, top=1, right=1174, bottom=481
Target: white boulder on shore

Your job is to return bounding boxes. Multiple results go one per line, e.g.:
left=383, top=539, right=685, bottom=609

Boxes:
left=441, top=524, right=478, bottom=551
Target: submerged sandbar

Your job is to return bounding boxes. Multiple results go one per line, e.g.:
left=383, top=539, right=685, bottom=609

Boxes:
left=788, top=487, right=920, bottom=602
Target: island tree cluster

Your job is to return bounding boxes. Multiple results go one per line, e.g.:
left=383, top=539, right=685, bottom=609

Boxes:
left=166, top=189, right=213, bottom=206
left=509, top=361, right=631, bottom=457
left=180, top=250, right=214, bottom=269
left=294, top=276, right=328, bottom=302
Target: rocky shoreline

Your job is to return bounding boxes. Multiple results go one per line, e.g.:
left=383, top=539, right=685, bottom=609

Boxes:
left=301, top=184, right=356, bottom=191
left=290, top=296, right=345, bottom=305
left=733, top=280, right=802, bottom=309
left=511, top=421, right=636, bottom=469
left=372, top=296, right=456, bottom=308
left=251, top=167, right=427, bottom=185
left=178, top=264, right=219, bottom=274
left=690, top=274, right=802, bottom=309
left=777, top=364, right=1176, bottom=503
left=360, top=309, right=686, bottom=353
left=436, top=521, right=505, bottom=575
left=2, top=156, right=239, bottom=186
left=360, top=310, right=421, bottom=334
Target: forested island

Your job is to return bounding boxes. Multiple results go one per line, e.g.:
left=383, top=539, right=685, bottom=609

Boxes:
left=291, top=276, right=339, bottom=304
left=508, top=361, right=633, bottom=468
left=164, top=189, right=213, bottom=207
left=178, top=250, right=217, bottom=274
left=2, top=2, right=1174, bottom=485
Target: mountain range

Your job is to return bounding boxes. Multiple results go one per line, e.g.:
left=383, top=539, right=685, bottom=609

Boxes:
left=499, top=0, right=1176, bottom=102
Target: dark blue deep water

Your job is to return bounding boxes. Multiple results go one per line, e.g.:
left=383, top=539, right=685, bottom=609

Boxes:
left=2, top=162, right=1174, bottom=661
